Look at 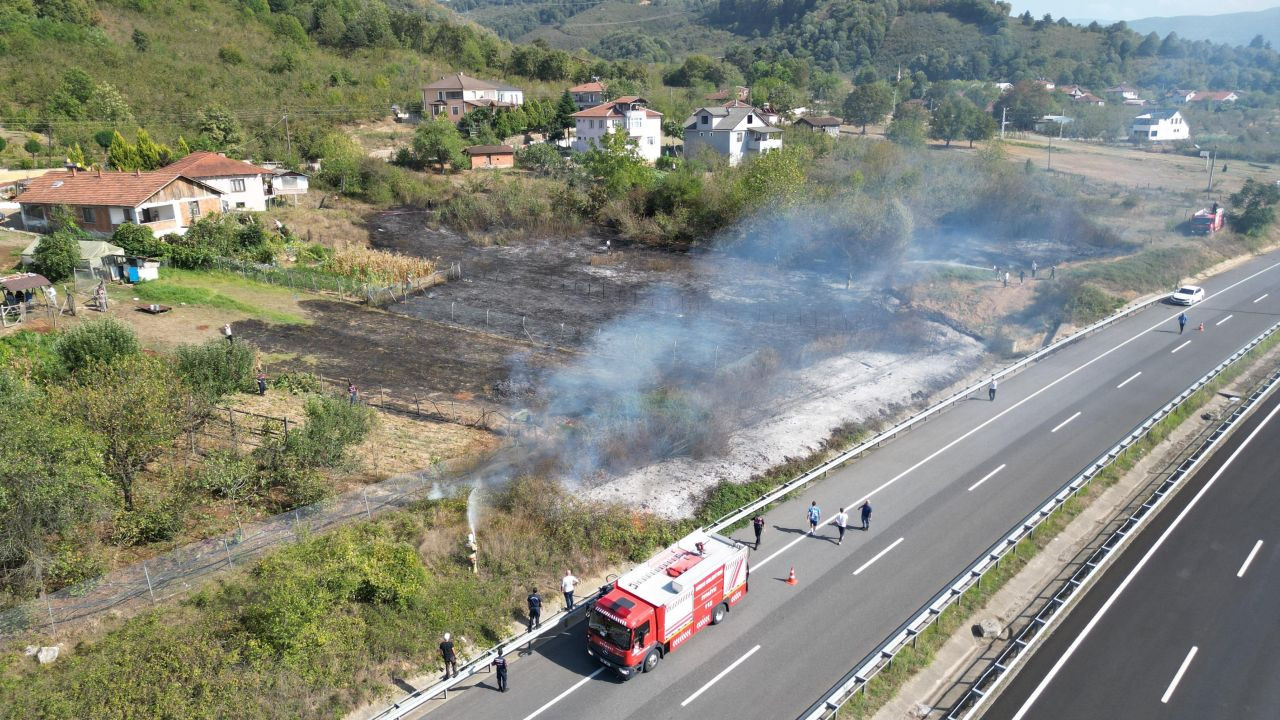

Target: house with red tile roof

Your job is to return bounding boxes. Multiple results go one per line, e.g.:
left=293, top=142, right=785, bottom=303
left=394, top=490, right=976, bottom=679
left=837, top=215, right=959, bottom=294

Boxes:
left=16, top=168, right=222, bottom=237
left=571, top=96, right=664, bottom=163
left=163, top=151, right=274, bottom=211
left=421, top=73, right=523, bottom=123
left=570, top=80, right=608, bottom=110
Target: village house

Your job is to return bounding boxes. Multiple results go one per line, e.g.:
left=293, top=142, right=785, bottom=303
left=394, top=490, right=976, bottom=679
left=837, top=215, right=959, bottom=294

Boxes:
left=1072, top=92, right=1106, bottom=106
left=721, top=99, right=781, bottom=126
left=422, top=73, right=522, bottom=123
left=1105, top=84, right=1145, bottom=105
left=464, top=145, right=515, bottom=169
left=17, top=168, right=222, bottom=237
left=569, top=80, right=608, bottom=110
left=704, top=86, right=750, bottom=103
left=265, top=169, right=308, bottom=205
left=794, top=115, right=842, bottom=137
left=162, top=151, right=273, bottom=211
left=571, top=96, right=664, bottom=164
left=1190, top=90, right=1240, bottom=104
left=1131, top=109, right=1190, bottom=142
left=683, top=105, right=783, bottom=166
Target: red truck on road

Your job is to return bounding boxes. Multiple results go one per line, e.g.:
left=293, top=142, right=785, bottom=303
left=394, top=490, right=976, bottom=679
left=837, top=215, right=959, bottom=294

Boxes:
left=587, top=530, right=749, bottom=678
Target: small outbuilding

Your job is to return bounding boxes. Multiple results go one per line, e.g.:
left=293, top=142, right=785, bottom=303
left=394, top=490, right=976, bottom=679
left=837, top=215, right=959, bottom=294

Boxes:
left=22, top=239, right=125, bottom=272
left=464, top=145, right=516, bottom=169
left=794, top=116, right=842, bottom=137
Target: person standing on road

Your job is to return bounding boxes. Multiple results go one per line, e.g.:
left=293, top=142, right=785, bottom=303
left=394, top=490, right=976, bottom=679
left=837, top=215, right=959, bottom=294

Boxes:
left=561, top=571, right=580, bottom=611
left=860, top=502, right=872, bottom=531
left=834, top=507, right=848, bottom=545
left=526, top=588, right=542, bottom=632
left=988, top=377, right=998, bottom=401
left=440, top=633, right=458, bottom=679
left=1178, top=312, right=1188, bottom=334
left=807, top=501, right=821, bottom=535
left=752, top=515, right=765, bottom=549
left=492, top=646, right=508, bottom=692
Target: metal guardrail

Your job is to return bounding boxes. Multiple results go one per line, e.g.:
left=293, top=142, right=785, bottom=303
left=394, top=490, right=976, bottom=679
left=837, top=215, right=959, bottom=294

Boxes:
left=702, top=292, right=1164, bottom=535
left=366, top=293, right=1169, bottom=720
left=798, top=319, right=1280, bottom=720
left=369, top=584, right=614, bottom=720
left=944, top=356, right=1280, bottom=720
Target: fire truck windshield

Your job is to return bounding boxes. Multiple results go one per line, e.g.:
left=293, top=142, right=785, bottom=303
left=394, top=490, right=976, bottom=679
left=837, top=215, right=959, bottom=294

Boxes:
left=589, top=608, right=631, bottom=649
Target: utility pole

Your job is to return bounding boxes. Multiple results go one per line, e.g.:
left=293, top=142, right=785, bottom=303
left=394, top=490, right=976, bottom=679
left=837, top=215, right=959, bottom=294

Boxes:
left=1047, top=135, right=1052, bottom=170
left=1000, top=107, right=1008, bottom=139
left=1205, top=148, right=1217, bottom=193
left=283, top=114, right=292, bottom=158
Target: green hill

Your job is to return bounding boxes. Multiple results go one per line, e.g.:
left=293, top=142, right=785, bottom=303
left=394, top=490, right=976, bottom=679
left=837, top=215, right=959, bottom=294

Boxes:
left=1127, top=7, right=1280, bottom=49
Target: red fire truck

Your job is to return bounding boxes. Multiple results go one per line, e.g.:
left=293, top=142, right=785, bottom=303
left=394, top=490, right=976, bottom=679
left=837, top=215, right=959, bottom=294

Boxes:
left=1191, top=205, right=1225, bottom=235
left=587, top=530, right=749, bottom=678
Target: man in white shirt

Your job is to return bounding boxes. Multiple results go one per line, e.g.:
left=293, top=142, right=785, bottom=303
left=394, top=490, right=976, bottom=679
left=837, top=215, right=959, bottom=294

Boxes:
left=561, top=571, right=580, bottom=611
left=833, top=507, right=848, bottom=546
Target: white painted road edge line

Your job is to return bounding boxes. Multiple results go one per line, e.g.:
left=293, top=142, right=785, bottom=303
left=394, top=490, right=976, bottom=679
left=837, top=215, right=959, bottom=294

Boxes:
left=1161, top=646, right=1198, bottom=704
left=1255, top=293, right=1269, bottom=303
left=1171, top=340, right=1192, bottom=354
left=1116, top=371, right=1142, bottom=389
left=753, top=260, right=1280, bottom=572
left=968, top=464, right=1007, bottom=492
left=1237, top=540, right=1264, bottom=578
left=1217, top=314, right=1234, bottom=326
left=1010, top=393, right=1280, bottom=720
left=520, top=667, right=604, bottom=720
left=680, top=645, right=761, bottom=707
left=1050, top=411, right=1082, bottom=434
left=853, top=537, right=905, bottom=576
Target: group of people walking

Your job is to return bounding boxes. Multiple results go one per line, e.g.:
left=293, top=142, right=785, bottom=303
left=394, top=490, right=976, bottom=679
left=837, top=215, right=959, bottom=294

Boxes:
left=749, top=500, right=872, bottom=550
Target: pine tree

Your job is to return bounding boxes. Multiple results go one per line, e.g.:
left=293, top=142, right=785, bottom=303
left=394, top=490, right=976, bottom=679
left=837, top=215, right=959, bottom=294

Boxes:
left=107, top=131, right=140, bottom=171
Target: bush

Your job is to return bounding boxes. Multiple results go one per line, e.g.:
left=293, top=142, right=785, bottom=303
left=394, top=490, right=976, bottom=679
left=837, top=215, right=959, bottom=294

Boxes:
left=271, top=370, right=324, bottom=394
left=54, top=317, right=140, bottom=375
left=283, top=395, right=376, bottom=468
left=109, top=500, right=185, bottom=546
left=111, top=222, right=164, bottom=257
left=31, top=229, right=82, bottom=283
left=174, top=338, right=256, bottom=399
left=189, top=450, right=261, bottom=500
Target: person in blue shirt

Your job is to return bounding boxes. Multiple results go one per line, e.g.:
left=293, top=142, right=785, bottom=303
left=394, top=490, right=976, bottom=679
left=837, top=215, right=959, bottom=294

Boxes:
left=807, top=501, right=821, bottom=535
left=860, top=501, right=873, bottom=531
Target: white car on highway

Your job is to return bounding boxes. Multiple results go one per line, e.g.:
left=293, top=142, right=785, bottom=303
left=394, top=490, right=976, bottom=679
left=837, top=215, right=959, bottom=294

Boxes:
left=1169, top=285, right=1205, bottom=305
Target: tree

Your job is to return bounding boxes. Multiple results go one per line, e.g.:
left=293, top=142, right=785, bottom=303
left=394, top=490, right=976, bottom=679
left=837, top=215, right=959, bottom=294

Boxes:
left=132, top=28, right=149, bottom=52
left=134, top=129, right=172, bottom=170
left=23, top=137, right=42, bottom=160
left=0, top=137, right=6, bottom=154
left=964, top=109, right=997, bottom=147
left=32, top=226, right=82, bottom=283
left=66, top=143, right=86, bottom=168
left=85, top=83, right=133, bottom=125
left=1159, top=32, right=1185, bottom=58
left=580, top=127, right=654, bottom=196
left=552, top=90, right=578, bottom=141
left=1229, top=178, right=1280, bottom=235
left=197, top=105, right=243, bottom=150
left=993, top=81, right=1056, bottom=130
left=929, top=96, right=973, bottom=147
left=842, top=82, right=894, bottom=133
left=1137, top=32, right=1160, bottom=56
left=174, top=338, right=257, bottom=400
left=111, top=222, right=164, bottom=257
left=887, top=104, right=928, bottom=147
left=106, top=131, right=140, bottom=171
left=412, top=116, right=467, bottom=173
left=54, top=317, right=140, bottom=375
left=53, top=355, right=194, bottom=511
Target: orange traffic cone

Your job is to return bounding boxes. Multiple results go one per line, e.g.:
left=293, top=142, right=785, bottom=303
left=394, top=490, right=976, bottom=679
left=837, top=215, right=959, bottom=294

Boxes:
left=787, top=566, right=797, bottom=585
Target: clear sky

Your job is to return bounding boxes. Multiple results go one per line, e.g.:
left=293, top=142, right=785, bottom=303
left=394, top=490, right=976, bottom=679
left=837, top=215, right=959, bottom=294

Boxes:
left=1013, top=0, right=1277, bottom=21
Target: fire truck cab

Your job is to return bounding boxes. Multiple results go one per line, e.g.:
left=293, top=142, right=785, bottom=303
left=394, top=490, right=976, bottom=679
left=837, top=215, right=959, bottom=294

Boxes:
left=587, top=530, right=749, bottom=678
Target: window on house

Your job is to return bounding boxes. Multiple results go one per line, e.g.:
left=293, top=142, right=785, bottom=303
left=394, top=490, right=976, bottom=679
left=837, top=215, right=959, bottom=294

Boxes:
left=231, top=178, right=246, bottom=192
left=235, top=202, right=245, bottom=209
left=747, top=115, right=754, bottom=124
left=141, top=207, right=160, bottom=223
left=189, top=201, right=200, bottom=219
left=701, top=115, right=708, bottom=125
left=735, top=132, right=743, bottom=142
left=26, top=206, right=45, bottom=221
left=452, top=106, right=459, bottom=116
left=648, top=137, right=655, bottom=145
left=81, top=207, right=96, bottom=224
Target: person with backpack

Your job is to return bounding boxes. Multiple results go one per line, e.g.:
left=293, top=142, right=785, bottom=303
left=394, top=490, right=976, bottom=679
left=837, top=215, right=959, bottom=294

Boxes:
left=526, top=588, right=542, bottom=632
left=807, top=501, right=821, bottom=535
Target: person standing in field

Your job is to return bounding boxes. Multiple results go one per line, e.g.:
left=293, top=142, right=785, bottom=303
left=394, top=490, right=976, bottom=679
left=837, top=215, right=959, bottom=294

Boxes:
left=256, top=372, right=267, bottom=396
left=440, top=633, right=458, bottom=679
left=807, top=501, right=821, bottom=535
left=348, top=380, right=358, bottom=404
left=561, top=571, right=580, bottom=611
left=834, top=507, right=848, bottom=546
left=752, top=515, right=765, bottom=549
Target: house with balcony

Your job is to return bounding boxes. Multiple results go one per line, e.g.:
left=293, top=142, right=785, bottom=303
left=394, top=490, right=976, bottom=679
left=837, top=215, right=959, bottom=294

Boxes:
left=570, top=80, right=608, bottom=110
left=16, top=168, right=222, bottom=237
left=571, top=96, right=664, bottom=163
left=163, top=151, right=273, bottom=211
left=682, top=105, right=783, bottom=166
left=1131, top=109, right=1190, bottom=142
left=422, top=73, right=522, bottom=123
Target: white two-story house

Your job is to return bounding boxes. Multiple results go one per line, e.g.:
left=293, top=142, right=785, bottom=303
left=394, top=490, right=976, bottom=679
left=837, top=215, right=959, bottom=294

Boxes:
left=1131, top=109, right=1190, bottom=142
left=682, top=105, right=783, bottom=166
left=422, top=73, right=522, bottom=123
left=163, top=151, right=273, bottom=211
left=571, top=96, right=664, bottom=164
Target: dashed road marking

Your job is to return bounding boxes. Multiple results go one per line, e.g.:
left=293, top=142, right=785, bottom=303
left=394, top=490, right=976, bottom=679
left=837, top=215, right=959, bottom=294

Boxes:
left=968, top=464, right=1007, bottom=492
left=1050, top=411, right=1082, bottom=433
left=853, top=537, right=904, bottom=576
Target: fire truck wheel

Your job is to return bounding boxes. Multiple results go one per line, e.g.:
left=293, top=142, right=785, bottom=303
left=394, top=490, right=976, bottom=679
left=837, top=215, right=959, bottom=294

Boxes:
left=642, top=649, right=661, bottom=673
left=711, top=603, right=728, bottom=626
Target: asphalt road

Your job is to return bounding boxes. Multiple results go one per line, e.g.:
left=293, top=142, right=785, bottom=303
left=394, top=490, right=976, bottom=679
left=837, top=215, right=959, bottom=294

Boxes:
left=983, top=373, right=1280, bottom=720
left=412, top=252, right=1280, bottom=720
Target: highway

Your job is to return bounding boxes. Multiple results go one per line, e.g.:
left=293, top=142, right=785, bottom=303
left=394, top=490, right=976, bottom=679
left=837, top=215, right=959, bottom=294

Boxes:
left=410, top=251, right=1280, bottom=720
left=983, top=376, right=1280, bottom=720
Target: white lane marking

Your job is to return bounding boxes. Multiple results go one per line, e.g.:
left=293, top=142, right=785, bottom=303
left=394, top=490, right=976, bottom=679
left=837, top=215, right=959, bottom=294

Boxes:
left=1217, top=314, right=1234, bottom=326
left=1116, top=371, right=1142, bottom=389
left=1050, top=411, right=1082, bottom=433
left=680, top=645, right=761, bottom=707
left=1171, top=340, right=1192, bottom=354
left=853, top=537, right=905, bottom=576
left=755, top=260, right=1280, bottom=572
left=1010, top=394, right=1280, bottom=720
left=1254, top=293, right=1269, bottom=303
left=968, top=464, right=1007, bottom=492
left=1237, top=540, right=1264, bottom=578
left=1161, top=646, right=1199, bottom=704
left=520, top=667, right=605, bottom=720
